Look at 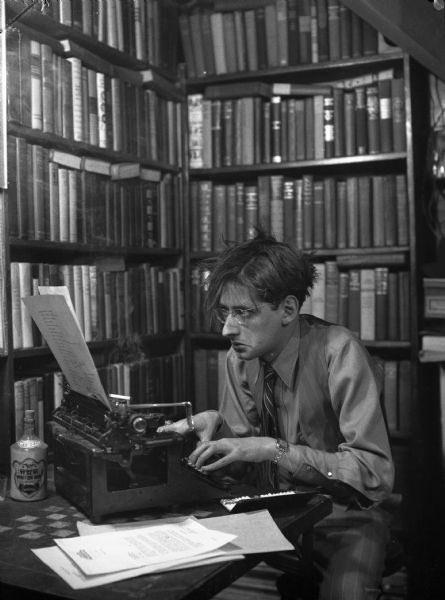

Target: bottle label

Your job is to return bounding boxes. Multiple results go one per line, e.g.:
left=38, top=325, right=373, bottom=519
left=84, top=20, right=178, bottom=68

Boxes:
left=11, top=457, right=46, bottom=499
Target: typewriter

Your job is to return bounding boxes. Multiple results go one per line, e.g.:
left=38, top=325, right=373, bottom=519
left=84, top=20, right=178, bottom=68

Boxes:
left=49, top=390, right=234, bottom=523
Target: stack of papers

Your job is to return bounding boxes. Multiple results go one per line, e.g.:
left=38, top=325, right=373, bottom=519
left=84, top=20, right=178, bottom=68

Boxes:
left=32, top=510, right=294, bottom=589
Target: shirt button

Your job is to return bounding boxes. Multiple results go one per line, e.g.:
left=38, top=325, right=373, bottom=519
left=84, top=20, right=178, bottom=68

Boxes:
left=327, top=471, right=333, bottom=478
left=305, top=465, right=312, bottom=472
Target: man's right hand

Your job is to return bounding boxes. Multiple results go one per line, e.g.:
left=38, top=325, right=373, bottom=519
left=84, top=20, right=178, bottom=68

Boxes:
left=156, top=410, right=222, bottom=444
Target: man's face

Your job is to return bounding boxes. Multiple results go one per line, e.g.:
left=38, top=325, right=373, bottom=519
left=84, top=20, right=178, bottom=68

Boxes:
left=218, top=282, right=287, bottom=362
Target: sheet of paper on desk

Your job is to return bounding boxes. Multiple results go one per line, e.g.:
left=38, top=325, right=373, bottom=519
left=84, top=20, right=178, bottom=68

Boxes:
left=32, top=546, right=244, bottom=590
left=54, top=517, right=236, bottom=576
left=77, top=509, right=295, bottom=555
left=22, top=294, right=109, bottom=407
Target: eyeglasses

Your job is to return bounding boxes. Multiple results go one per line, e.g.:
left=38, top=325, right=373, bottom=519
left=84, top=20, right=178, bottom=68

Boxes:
left=214, top=306, right=258, bottom=325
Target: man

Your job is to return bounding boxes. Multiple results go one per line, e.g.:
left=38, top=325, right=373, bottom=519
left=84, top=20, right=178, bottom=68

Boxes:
left=160, top=231, right=394, bottom=600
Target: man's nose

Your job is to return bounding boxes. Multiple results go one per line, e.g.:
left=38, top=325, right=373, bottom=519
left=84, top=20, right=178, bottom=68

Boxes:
left=222, top=314, right=240, bottom=336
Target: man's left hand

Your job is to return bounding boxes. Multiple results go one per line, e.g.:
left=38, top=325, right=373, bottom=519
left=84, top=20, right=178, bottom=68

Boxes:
left=187, top=436, right=276, bottom=471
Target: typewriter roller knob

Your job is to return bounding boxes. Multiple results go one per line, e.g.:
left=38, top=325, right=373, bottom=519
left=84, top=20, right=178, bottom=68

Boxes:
left=129, top=414, right=148, bottom=435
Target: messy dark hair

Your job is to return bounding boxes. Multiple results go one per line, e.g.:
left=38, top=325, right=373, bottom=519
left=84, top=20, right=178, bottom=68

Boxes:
left=201, top=230, right=317, bottom=316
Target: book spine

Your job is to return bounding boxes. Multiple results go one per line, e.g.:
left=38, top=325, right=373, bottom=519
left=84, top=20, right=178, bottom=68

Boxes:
left=366, top=84, right=380, bottom=154
left=360, top=268, right=376, bottom=340
left=383, top=174, right=397, bottom=246
left=371, top=175, right=385, bottom=247
left=358, top=176, right=371, bottom=248
left=179, top=13, right=196, bottom=79
left=270, top=175, right=284, bottom=242
left=354, top=87, right=367, bottom=155
left=378, top=79, right=393, bottom=153
left=298, top=0, right=312, bottom=64
left=304, top=97, right=315, bottom=159
left=287, top=0, right=299, bottom=65
left=351, top=12, right=363, bottom=58
left=313, top=94, right=324, bottom=159
left=343, top=90, right=356, bottom=157
left=235, top=182, right=245, bottom=242
left=244, top=10, right=258, bottom=72
left=295, top=178, right=304, bottom=248
left=347, top=269, right=361, bottom=337
left=333, top=88, right=344, bottom=157
left=233, top=10, right=247, bottom=72
left=323, top=177, right=336, bottom=248
left=327, top=0, right=340, bottom=61
left=338, top=271, right=349, bottom=327
left=336, top=179, right=347, bottom=249
left=391, top=78, right=406, bottom=152
left=31, top=145, right=45, bottom=241
left=387, top=271, right=399, bottom=341
left=188, top=94, right=204, bottom=168
left=398, top=271, right=410, bottom=341
left=313, top=180, right=324, bottom=249
left=325, top=260, right=339, bottom=323
left=339, top=4, right=352, bottom=59
left=323, top=95, right=334, bottom=158
left=198, top=181, right=213, bottom=251
left=96, top=71, right=107, bottom=148
left=396, top=174, right=409, bottom=246
left=189, top=10, right=206, bottom=78
left=302, top=174, right=313, bottom=249
left=223, top=11, right=238, bottom=73
left=41, top=44, right=54, bottom=134
left=211, top=99, right=222, bottom=168
left=283, top=178, right=295, bottom=244
left=271, top=96, right=282, bottom=164
left=276, top=0, right=289, bottom=67
left=30, top=40, right=43, bottom=130
left=346, top=177, right=358, bottom=248
left=375, top=267, right=389, bottom=340
left=68, top=57, right=84, bottom=143
left=316, top=0, right=329, bottom=62
left=212, top=184, right=227, bottom=252
left=201, top=10, right=216, bottom=76
left=255, top=7, right=268, bottom=70
left=244, top=185, right=259, bottom=240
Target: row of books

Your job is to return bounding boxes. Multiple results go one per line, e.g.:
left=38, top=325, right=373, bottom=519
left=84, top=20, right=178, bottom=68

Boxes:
left=190, top=264, right=410, bottom=342
left=180, top=0, right=381, bottom=79
left=302, top=264, right=410, bottom=341
left=10, top=262, right=184, bottom=350
left=14, top=0, right=179, bottom=72
left=187, top=77, right=405, bottom=168
left=13, top=352, right=184, bottom=441
left=6, top=31, right=182, bottom=163
left=7, top=139, right=182, bottom=249
left=193, top=347, right=410, bottom=435
left=190, top=174, right=409, bottom=253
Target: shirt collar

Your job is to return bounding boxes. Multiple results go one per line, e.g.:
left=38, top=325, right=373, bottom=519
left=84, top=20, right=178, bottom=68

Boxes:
left=246, top=317, right=301, bottom=389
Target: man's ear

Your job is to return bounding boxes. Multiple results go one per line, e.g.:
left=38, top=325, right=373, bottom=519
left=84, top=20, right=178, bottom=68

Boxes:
left=282, top=295, right=299, bottom=324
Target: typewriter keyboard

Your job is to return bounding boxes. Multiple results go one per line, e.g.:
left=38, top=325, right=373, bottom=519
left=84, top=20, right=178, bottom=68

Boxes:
left=220, top=489, right=315, bottom=513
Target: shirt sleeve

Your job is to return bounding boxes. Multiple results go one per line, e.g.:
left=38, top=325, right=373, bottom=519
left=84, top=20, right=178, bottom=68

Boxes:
left=291, top=330, right=395, bottom=504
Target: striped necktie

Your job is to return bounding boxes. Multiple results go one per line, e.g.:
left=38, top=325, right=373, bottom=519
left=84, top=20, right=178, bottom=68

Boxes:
left=258, top=362, right=279, bottom=491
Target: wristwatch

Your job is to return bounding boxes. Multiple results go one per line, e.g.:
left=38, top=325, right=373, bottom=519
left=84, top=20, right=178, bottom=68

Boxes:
left=272, top=438, right=289, bottom=464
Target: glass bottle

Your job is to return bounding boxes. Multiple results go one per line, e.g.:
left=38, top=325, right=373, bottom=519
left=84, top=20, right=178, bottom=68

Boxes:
left=10, top=409, right=48, bottom=501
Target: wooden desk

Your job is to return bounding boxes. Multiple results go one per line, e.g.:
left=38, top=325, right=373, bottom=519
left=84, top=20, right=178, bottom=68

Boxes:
left=0, top=489, right=331, bottom=600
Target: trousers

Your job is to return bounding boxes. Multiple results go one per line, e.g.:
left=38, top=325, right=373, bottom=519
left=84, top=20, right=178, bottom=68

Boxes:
left=286, top=502, right=391, bottom=600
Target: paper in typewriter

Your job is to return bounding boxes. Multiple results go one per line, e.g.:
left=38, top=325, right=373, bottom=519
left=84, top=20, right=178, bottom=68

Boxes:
left=22, top=294, right=109, bottom=407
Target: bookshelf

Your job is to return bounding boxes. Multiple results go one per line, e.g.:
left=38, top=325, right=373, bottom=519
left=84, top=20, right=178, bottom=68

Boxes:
left=180, top=0, right=431, bottom=594
left=0, top=0, right=186, bottom=468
